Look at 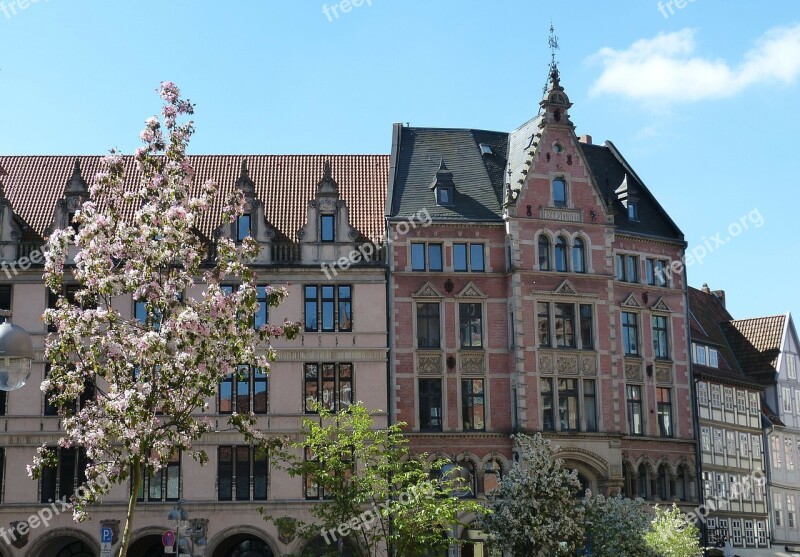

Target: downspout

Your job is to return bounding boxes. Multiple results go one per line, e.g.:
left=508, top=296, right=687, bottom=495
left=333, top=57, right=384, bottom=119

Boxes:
left=763, top=415, right=775, bottom=548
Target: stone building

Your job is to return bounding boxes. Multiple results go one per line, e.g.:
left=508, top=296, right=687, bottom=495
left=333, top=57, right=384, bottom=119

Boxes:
left=0, top=154, right=389, bottom=557
left=386, top=63, right=699, bottom=553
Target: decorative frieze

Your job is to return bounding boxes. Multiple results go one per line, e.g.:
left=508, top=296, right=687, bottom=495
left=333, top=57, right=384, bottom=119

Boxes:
left=539, top=353, right=554, bottom=374
left=417, top=352, right=443, bottom=375
left=625, top=361, right=643, bottom=382
left=556, top=353, right=579, bottom=375
left=460, top=353, right=485, bottom=376
left=655, top=365, right=673, bottom=384
left=581, top=355, right=597, bottom=376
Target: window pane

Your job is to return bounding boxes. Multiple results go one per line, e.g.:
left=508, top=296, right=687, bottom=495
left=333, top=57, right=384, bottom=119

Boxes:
left=253, top=447, right=268, bottom=500
left=218, top=447, right=233, bottom=501
left=321, top=364, right=336, bottom=411
left=304, top=286, right=318, bottom=331
left=558, top=379, right=579, bottom=431
left=304, top=364, right=319, bottom=413
left=166, top=459, right=180, bottom=500
left=338, top=285, right=352, bottom=331
left=253, top=369, right=268, bottom=414
left=237, top=214, right=251, bottom=242
left=470, top=244, right=485, bottom=272
left=417, top=303, right=441, bottom=349
left=584, top=380, right=597, bottom=432
left=236, top=365, right=250, bottom=414
left=580, top=305, right=593, bottom=349
left=219, top=377, right=233, bottom=413
left=255, top=286, right=268, bottom=328
left=320, top=214, right=335, bottom=242
left=411, top=243, right=426, bottom=271
left=622, top=312, right=638, bottom=355
left=236, top=446, right=250, bottom=500
left=646, top=259, right=655, bottom=285
left=428, top=244, right=443, bottom=271
left=453, top=243, right=468, bottom=272
left=537, top=302, right=550, bottom=347
left=538, top=236, right=551, bottom=270
left=541, top=378, right=554, bottom=431
left=554, top=237, right=568, bottom=272
left=553, top=178, right=566, bottom=207
left=462, top=379, right=485, bottom=431
left=339, top=364, right=353, bottom=410
left=554, top=303, right=575, bottom=348
left=321, top=286, right=335, bottom=331
left=459, top=303, right=483, bottom=348
left=572, top=239, right=585, bottom=273
left=626, top=256, right=638, bottom=283
left=419, top=379, right=442, bottom=431
left=615, top=255, right=625, bottom=280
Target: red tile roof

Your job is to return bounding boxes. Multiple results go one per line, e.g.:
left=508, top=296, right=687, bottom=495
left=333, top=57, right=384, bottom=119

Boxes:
left=722, top=315, right=786, bottom=379
left=0, top=155, right=389, bottom=243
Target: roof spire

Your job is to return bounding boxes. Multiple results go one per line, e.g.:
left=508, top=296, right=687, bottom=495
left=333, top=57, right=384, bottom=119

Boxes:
left=65, top=157, right=88, bottom=195
left=236, top=158, right=255, bottom=194
left=548, top=23, right=561, bottom=85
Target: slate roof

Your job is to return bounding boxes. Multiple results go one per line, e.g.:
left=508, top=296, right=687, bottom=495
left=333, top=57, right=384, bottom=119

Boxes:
left=723, top=315, right=787, bottom=382
left=0, top=155, right=389, bottom=243
left=388, top=127, right=508, bottom=222
left=688, top=286, right=761, bottom=389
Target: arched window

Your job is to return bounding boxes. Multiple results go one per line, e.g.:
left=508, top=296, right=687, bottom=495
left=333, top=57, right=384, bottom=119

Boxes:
left=657, top=464, right=670, bottom=500
left=538, top=235, right=551, bottom=271
left=637, top=464, right=649, bottom=499
left=575, top=472, right=591, bottom=499
left=572, top=238, right=586, bottom=273
left=483, top=459, right=502, bottom=494
left=675, top=464, right=691, bottom=501
left=554, top=236, right=568, bottom=272
left=442, top=462, right=475, bottom=498
left=622, top=462, right=636, bottom=498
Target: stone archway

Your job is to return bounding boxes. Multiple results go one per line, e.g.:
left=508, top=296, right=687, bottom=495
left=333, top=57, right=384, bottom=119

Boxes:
left=26, top=528, right=100, bottom=557
left=206, top=527, right=278, bottom=557
left=128, top=533, right=163, bottom=557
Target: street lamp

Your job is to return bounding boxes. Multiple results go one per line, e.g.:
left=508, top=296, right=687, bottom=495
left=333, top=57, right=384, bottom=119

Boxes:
left=0, top=321, right=33, bottom=391
left=168, top=502, right=207, bottom=557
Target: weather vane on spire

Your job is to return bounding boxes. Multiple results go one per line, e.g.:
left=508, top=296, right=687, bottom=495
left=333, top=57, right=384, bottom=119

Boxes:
left=548, top=23, right=560, bottom=82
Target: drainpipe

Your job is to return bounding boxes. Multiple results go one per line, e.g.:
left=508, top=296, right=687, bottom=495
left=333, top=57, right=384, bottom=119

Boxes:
left=763, top=416, right=775, bottom=548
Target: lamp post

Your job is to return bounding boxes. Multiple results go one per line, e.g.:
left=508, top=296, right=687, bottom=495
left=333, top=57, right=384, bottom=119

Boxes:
left=0, top=321, right=33, bottom=391
left=168, top=502, right=207, bottom=557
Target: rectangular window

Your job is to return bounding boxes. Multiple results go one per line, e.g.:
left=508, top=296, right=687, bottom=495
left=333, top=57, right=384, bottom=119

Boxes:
left=626, top=385, right=643, bottom=435
left=711, top=384, right=721, bottom=407
left=772, top=436, right=782, bottom=469
left=694, top=343, right=707, bottom=365
left=740, top=433, right=750, bottom=458
left=796, top=390, right=800, bottom=417
left=749, top=392, right=760, bottom=414
left=787, top=438, right=795, bottom=471
left=701, top=426, right=711, bottom=452
left=411, top=243, right=443, bottom=272
left=418, top=379, right=442, bottom=432
left=752, top=435, right=762, bottom=459
left=716, top=473, right=727, bottom=499
left=304, top=285, right=352, bottom=332
left=459, top=303, right=483, bottom=348
left=558, top=379, right=579, bottom=431
left=713, top=429, right=724, bottom=453
left=579, top=304, right=594, bottom=349
left=136, top=451, right=180, bottom=502
left=657, top=387, right=673, bottom=438
left=416, top=302, right=441, bottom=349
left=453, top=243, right=485, bottom=272
left=615, top=254, right=639, bottom=282
left=219, top=365, right=267, bottom=414
left=320, top=214, right=335, bottom=242
left=0, top=448, right=3, bottom=502
left=255, top=286, right=269, bottom=328
left=732, top=520, right=742, bottom=546
left=537, top=302, right=551, bottom=347
left=652, top=315, right=669, bottom=359
left=789, top=496, right=796, bottom=528
left=554, top=303, right=576, bottom=348
left=702, top=471, right=713, bottom=498
left=789, top=354, right=797, bottom=380
left=622, top=312, right=639, bottom=356
left=552, top=178, right=567, bottom=208
left=757, top=522, right=767, bottom=547
left=727, top=430, right=736, bottom=456
left=783, top=387, right=793, bottom=414
left=744, top=521, right=754, bottom=546
left=304, top=363, right=353, bottom=413
left=583, top=379, right=597, bottom=432
left=41, top=447, right=88, bottom=503
left=646, top=259, right=669, bottom=287
left=737, top=390, right=747, bottom=413
left=0, top=285, right=11, bottom=324
left=237, top=214, right=251, bottom=242
left=0, top=390, right=4, bottom=417
left=724, top=387, right=734, bottom=411
left=217, top=446, right=268, bottom=501
left=708, top=348, right=719, bottom=368
left=461, top=379, right=485, bottom=432
left=541, top=378, right=554, bottom=431
left=697, top=382, right=709, bottom=406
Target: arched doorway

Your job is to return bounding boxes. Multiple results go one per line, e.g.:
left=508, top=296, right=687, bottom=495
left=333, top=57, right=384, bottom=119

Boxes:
left=128, top=534, right=164, bottom=557
left=212, top=533, right=275, bottom=557
left=301, top=535, right=356, bottom=557
left=55, top=540, right=95, bottom=557
left=29, top=531, right=99, bottom=557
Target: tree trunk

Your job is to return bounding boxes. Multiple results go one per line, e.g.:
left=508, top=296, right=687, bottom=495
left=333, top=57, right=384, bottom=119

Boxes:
left=117, top=463, right=141, bottom=557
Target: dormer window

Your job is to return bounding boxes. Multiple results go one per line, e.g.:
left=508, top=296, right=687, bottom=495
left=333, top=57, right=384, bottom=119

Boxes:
left=552, top=178, right=567, bottom=208
left=237, top=214, right=251, bottom=242
left=436, top=186, right=453, bottom=206
left=627, top=203, right=638, bottom=221
left=320, top=214, right=335, bottom=242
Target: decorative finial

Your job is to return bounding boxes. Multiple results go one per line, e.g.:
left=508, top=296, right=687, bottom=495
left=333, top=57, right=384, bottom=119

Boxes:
left=65, top=157, right=88, bottom=195
left=323, top=159, right=332, bottom=181
left=236, top=158, right=255, bottom=193
left=548, top=23, right=560, bottom=83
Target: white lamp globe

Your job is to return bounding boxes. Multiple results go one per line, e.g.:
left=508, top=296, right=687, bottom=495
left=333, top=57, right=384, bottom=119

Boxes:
left=0, top=321, right=33, bottom=391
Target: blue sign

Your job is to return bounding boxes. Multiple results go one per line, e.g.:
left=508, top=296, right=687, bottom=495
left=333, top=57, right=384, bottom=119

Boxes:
left=100, top=527, right=113, bottom=544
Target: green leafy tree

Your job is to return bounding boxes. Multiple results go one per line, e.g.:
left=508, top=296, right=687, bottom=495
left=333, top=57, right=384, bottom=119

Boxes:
left=644, top=504, right=703, bottom=557
left=583, top=492, right=654, bottom=557
left=271, top=402, right=486, bottom=557
left=480, top=433, right=585, bottom=556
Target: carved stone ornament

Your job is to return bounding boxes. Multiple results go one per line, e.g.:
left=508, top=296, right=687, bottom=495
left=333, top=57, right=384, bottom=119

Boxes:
left=276, top=516, right=298, bottom=545
left=418, top=354, right=443, bottom=375
left=556, top=354, right=579, bottom=374
left=9, top=521, right=29, bottom=548
left=625, top=363, right=643, bottom=382
left=460, top=353, right=485, bottom=375
left=539, top=353, right=554, bottom=374
left=655, top=366, right=672, bottom=384
left=581, top=356, right=597, bottom=375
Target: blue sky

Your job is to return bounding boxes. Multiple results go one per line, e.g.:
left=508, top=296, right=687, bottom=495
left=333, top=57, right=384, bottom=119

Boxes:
left=1, top=1, right=798, bottom=322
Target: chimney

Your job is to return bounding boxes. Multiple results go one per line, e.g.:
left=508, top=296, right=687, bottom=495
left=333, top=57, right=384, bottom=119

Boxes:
left=712, top=290, right=726, bottom=308
left=579, top=134, right=592, bottom=145
left=701, top=283, right=711, bottom=294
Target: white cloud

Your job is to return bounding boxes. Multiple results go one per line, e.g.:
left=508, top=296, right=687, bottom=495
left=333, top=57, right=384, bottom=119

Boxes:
left=589, top=23, right=800, bottom=104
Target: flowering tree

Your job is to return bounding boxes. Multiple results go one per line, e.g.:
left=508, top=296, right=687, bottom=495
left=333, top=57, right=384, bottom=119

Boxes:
left=582, top=493, right=654, bottom=557
left=28, top=82, right=300, bottom=557
left=644, top=504, right=703, bottom=557
left=273, top=402, right=487, bottom=557
left=480, top=433, right=584, bottom=556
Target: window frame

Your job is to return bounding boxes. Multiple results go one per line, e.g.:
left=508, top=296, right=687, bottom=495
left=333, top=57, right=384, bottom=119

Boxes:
left=219, top=364, right=268, bottom=415
left=453, top=243, right=485, bottom=273
left=461, top=379, right=485, bottom=432
left=622, top=311, right=639, bottom=356
left=320, top=214, right=335, bottom=243
left=554, top=236, right=568, bottom=272
left=538, top=235, right=551, bottom=271
left=41, top=446, right=88, bottom=504
left=416, top=302, right=441, bottom=349
left=237, top=213, right=252, bottom=242
left=458, top=302, right=483, bottom=349
left=615, top=254, right=639, bottom=283
left=418, top=378, right=443, bottom=432
left=217, top=445, right=268, bottom=501
left=657, top=387, right=673, bottom=438
left=304, top=285, right=353, bottom=333
left=626, top=384, right=643, bottom=435
left=411, top=242, right=443, bottom=272
left=572, top=237, right=586, bottom=273
left=136, top=451, right=181, bottom=503
left=652, top=314, right=670, bottom=359
left=552, top=177, right=567, bottom=208
left=304, top=363, right=353, bottom=414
